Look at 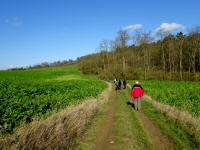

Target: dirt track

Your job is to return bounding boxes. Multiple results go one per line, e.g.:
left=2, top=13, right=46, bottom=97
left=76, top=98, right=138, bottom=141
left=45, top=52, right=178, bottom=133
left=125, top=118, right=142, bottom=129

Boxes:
left=91, top=92, right=116, bottom=150
left=92, top=93, right=116, bottom=150
left=125, top=89, right=174, bottom=150
left=91, top=87, right=174, bottom=150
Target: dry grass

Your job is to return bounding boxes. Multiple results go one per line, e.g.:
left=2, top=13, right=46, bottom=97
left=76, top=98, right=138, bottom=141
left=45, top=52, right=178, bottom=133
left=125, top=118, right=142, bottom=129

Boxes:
left=143, top=95, right=200, bottom=143
left=0, top=82, right=112, bottom=150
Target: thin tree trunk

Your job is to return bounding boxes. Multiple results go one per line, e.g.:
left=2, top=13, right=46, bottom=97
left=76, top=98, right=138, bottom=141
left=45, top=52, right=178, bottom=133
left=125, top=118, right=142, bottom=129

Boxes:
left=192, top=53, right=196, bottom=73
left=169, top=48, right=172, bottom=80
left=180, top=47, right=183, bottom=80
left=162, top=48, right=166, bottom=80
left=199, top=49, right=200, bottom=71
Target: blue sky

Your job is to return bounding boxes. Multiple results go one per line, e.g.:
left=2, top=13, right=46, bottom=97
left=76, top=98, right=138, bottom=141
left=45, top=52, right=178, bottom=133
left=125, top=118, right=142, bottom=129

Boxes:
left=0, top=0, right=199, bottom=69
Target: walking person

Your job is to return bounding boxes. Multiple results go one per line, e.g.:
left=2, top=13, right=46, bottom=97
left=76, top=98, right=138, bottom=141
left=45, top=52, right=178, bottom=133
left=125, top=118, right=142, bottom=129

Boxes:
left=123, top=79, right=127, bottom=89
left=118, top=79, right=122, bottom=90
left=131, top=81, right=144, bottom=111
left=115, top=79, right=119, bottom=91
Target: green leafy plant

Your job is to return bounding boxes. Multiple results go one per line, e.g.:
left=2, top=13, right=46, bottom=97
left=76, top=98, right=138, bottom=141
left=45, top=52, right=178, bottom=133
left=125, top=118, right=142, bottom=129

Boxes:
left=0, top=65, right=106, bottom=134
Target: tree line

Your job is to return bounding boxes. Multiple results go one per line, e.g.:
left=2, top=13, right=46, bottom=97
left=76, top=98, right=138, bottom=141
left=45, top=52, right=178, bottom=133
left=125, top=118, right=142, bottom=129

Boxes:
left=78, top=26, right=200, bottom=81
left=9, top=59, right=75, bottom=70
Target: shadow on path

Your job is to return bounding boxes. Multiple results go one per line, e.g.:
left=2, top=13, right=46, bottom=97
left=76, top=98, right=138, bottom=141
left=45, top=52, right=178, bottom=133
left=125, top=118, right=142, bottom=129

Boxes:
left=127, top=101, right=135, bottom=109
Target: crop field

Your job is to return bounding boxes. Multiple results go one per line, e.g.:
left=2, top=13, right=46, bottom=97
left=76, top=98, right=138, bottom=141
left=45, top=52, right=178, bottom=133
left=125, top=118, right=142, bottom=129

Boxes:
left=130, top=80, right=200, bottom=117
left=0, top=65, right=106, bottom=134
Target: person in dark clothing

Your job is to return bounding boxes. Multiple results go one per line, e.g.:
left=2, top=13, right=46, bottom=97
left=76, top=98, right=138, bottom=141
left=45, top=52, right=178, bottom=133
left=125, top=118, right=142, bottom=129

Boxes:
left=123, top=79, right=127, bottom=89
left=118, top=80, right=122, bottom=90
left=115, top=79, right=119, bottom=91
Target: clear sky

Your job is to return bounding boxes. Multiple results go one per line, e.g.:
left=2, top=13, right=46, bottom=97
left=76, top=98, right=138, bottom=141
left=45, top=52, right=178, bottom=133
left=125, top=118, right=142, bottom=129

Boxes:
left=0, top=0, right=199, bottom=69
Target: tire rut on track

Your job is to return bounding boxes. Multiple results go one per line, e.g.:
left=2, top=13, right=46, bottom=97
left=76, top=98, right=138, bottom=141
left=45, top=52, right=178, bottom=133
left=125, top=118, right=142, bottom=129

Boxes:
left=91, top=91, right=116, bottom=150
left=125, top=89, right=174, bottom=150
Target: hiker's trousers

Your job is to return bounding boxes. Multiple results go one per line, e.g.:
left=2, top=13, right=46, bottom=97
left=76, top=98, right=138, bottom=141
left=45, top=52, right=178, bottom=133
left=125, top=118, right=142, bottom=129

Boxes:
left=134, top=97, right=141, bottom=111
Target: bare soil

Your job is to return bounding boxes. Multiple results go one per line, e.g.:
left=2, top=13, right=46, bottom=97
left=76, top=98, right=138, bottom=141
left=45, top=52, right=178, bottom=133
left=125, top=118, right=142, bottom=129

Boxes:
left=91, top=92, right=116, bottom=150
left=90, top=86, right=175, bottom=150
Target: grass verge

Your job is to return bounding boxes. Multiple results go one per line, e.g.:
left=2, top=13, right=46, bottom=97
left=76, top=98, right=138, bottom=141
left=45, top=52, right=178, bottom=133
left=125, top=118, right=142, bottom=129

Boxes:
left=142, top=100, right=200, bottom=150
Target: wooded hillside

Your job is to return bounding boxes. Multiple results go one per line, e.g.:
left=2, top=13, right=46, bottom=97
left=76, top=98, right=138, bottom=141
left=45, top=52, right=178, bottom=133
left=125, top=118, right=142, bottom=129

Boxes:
left=78, top=27, right=200, bottom=81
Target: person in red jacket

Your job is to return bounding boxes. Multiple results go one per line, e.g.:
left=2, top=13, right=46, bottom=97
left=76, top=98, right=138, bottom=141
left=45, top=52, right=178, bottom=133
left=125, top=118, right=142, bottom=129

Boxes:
left=131, top=81, right=144, bottom=111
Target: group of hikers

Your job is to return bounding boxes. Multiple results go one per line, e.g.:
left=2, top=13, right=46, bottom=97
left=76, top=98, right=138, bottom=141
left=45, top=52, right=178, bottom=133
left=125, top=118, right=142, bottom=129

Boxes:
left=114, top=79, right=127, bottom=90
left=114, top=79, right=144, bottom=111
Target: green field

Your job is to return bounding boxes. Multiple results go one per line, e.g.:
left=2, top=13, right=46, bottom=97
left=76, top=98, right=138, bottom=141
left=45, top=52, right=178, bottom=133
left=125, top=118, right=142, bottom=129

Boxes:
left=0, top=64, right=106, bottom=134
left=129, top=80, right=200, bottom=117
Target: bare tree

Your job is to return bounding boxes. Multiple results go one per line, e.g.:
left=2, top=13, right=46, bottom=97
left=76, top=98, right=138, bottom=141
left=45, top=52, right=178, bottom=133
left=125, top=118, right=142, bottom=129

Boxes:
left=187, top=33, right=200, bottom=74
left=117, top=30, right=130, bottom=48
left=99, top=40, right=110, bottom=71
left=176, top=32, right=185, bottom=80
left=190, top=26, right=200, bottom=72
left=156, top=30, right=170, bottom=79
left=137, top=32, right=153, bottom=79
